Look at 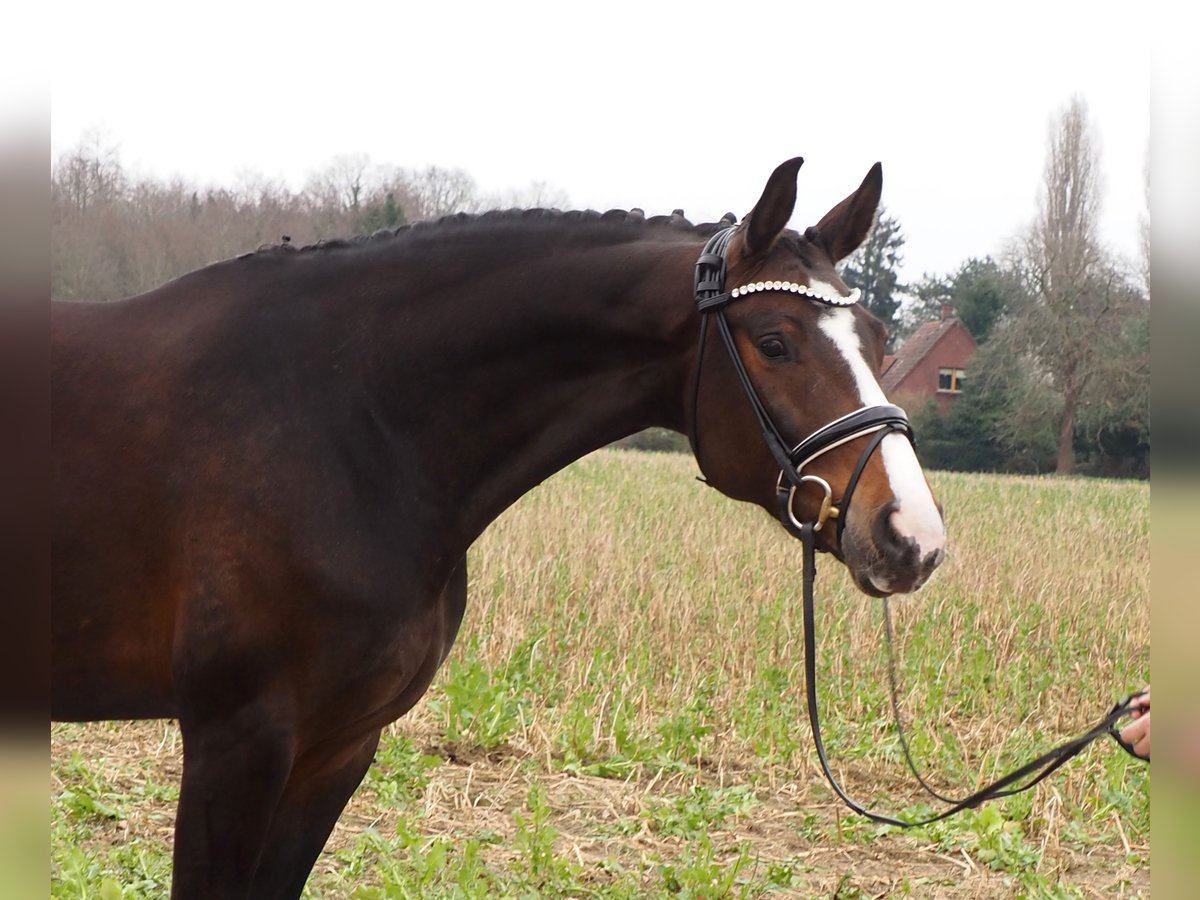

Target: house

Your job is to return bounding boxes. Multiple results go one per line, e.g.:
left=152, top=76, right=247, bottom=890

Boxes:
left=881, top=306, right=977, bottom=415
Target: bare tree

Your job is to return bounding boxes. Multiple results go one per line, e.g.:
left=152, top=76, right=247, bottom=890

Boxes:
left=406, top=165, right=480, bottom=219
left=992, top=97, right=1147, bottom=474
left=51, top=133, right=129, bottom=299
left=304, top=154, right=371, bottom=213
left=52, top=129, right=126, bottom=214
left=483, top=179, right=569, bottom=211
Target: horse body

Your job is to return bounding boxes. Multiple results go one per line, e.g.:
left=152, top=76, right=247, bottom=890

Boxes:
left=52, top=162, right=945, bottom=898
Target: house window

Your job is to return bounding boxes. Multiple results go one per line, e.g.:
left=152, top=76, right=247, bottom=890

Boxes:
left=938, top=367, right=966, bottom=393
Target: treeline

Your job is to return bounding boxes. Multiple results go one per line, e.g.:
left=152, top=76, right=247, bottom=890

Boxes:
left=51, top=135, right=566, bottom=303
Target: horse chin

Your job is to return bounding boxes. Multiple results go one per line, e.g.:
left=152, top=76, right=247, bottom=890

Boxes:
left=851, top=556, right=939, bottom=597
left=806, top=530, right=897, bottom=597
left=849, top=567, right=895, bottom=598
left=840, top=523, right=940, bottom=598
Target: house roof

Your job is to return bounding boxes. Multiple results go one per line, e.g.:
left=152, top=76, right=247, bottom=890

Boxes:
left=881, top=317, right=970, bottom=393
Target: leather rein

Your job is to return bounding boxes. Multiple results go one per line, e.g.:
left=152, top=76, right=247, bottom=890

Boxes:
left=688, top=226, right=1148, bottom=827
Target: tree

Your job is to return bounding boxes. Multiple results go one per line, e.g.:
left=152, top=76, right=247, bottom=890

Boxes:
left=959, top=327, right=1062, bottom=471
left=359, top=191, right=406, bottom=233
left=484, top=179, right=569, bottom=210
left=304, top=153, right=371, bottom=213
left=901, top=257, right=1022, bottom=345
left=993, top=96, right=1147, bottom=475
left=897, top=272, right=952, bottom=341
left=1074, top=300, right=1149, bottom=477
left=839, top=206, right=905, bottom=338
left=946, top=257, right=1023, bottom=344
left=52, top=129, right=126, bottom=214
left=406, top=165, right=480, bottom=219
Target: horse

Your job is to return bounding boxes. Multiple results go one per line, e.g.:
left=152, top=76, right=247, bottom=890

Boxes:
left=51, top=157, right=946, bottom=898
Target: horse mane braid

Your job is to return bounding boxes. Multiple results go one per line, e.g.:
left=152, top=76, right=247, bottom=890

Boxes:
left=249, top=207, right=740, bottom=256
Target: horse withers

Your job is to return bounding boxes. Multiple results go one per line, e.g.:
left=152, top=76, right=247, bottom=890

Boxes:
left=51, top=158, right=945, bottom=898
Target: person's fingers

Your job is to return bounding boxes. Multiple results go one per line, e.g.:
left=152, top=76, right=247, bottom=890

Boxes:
left=1133, top=727, right=1149, bottom=757
left=1128, top=688, right=1149, bottom=715
left=1120, top=712, right=1150, bottom=758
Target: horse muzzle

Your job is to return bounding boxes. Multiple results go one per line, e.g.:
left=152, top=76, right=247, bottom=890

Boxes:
left=842, top=499, right=946, bottom=596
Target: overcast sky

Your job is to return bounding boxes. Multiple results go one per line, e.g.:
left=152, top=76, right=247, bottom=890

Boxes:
left=49, top=1, right=1149, bottom=283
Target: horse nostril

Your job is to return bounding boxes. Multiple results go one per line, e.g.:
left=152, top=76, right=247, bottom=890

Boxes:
left=885, top=503, right=945, bottom=555
left=873, top=504, right=918, bottom=565
left=855, top=504, right=946, bottom=594
left=876, top=506, right=946, bottom=573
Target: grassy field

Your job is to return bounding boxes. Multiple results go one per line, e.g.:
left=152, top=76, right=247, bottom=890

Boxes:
left=51, top=450, right=1150, bottom=898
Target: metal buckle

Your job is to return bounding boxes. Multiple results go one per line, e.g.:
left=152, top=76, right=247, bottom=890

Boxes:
left=785, top=474, right=840, bottom=532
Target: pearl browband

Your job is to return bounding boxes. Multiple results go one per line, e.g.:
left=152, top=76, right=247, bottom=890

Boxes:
left=729, top=280, right=861, bottom=306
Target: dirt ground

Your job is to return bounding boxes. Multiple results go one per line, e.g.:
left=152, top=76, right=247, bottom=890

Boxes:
left=52, top=719, right=1150, bottom=898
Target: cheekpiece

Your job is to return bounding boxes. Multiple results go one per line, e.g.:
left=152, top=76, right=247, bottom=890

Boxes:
left=729, top=281, right=860, bottom=307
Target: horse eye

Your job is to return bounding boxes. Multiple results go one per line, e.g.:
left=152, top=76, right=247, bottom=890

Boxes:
left=759, top=338, right=786, bottom=359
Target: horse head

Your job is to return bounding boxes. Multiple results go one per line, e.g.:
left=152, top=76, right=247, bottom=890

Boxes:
left=690, top=158, right=945, bottom=596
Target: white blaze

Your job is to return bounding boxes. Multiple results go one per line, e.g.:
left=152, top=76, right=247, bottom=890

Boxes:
left=814, top=294, right=946, bottom=557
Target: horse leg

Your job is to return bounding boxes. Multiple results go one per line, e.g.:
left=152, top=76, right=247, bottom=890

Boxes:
left=248, top=559, right=468, bottom=897
left=248, top=730, right=382, bottom=900
left=170, top=699, right=296, bottom=899
left=438, top=555, right=468, bottom=665
left=247, top=558, right=469, bottom=897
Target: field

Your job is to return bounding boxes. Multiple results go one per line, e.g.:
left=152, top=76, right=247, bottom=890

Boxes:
left=51, top=450, right=1150, bottom=898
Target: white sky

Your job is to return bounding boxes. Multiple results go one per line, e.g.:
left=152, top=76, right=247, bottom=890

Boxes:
left=48, top=1, right=1149, bottom=282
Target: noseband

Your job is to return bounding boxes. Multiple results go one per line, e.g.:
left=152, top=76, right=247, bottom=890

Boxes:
left=690, top=226, right=911, bottom=542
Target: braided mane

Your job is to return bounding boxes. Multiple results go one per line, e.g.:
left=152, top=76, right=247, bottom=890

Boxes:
left=248, top=207, right=739, bottom=257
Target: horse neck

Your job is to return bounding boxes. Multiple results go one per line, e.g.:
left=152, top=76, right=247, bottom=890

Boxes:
left=354, top=225, right=701, bottom=544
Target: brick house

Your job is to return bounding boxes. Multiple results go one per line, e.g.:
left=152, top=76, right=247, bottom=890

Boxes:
left=881, top=306, right=977, bottom=415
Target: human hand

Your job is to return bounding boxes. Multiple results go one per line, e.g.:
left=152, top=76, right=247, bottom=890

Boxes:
left=1118, top=688, right=1149, bottom=760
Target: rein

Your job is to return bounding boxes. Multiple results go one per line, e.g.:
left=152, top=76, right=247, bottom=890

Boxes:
left=801, top=523, right=1147, bottom=826
left=690, top=227, right=1148, bottom=827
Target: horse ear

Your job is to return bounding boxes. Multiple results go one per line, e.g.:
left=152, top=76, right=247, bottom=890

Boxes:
left=810, top=162, right=883, bottom=263
left=742, top=157, right=804, bottom=256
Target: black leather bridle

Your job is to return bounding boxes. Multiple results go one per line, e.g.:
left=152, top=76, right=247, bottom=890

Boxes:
left=689, top=226, right=1148, bottom=827
left=690, top=226, right=912, bottom=543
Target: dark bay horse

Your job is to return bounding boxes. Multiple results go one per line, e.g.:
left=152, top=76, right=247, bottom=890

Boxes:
left=51, top=158, right=946, bottom=898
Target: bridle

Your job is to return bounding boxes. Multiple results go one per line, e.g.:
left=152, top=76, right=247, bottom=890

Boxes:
left=689, top=226, right=1148, bottom=827
left=690, top=226, right=912, bottom=543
